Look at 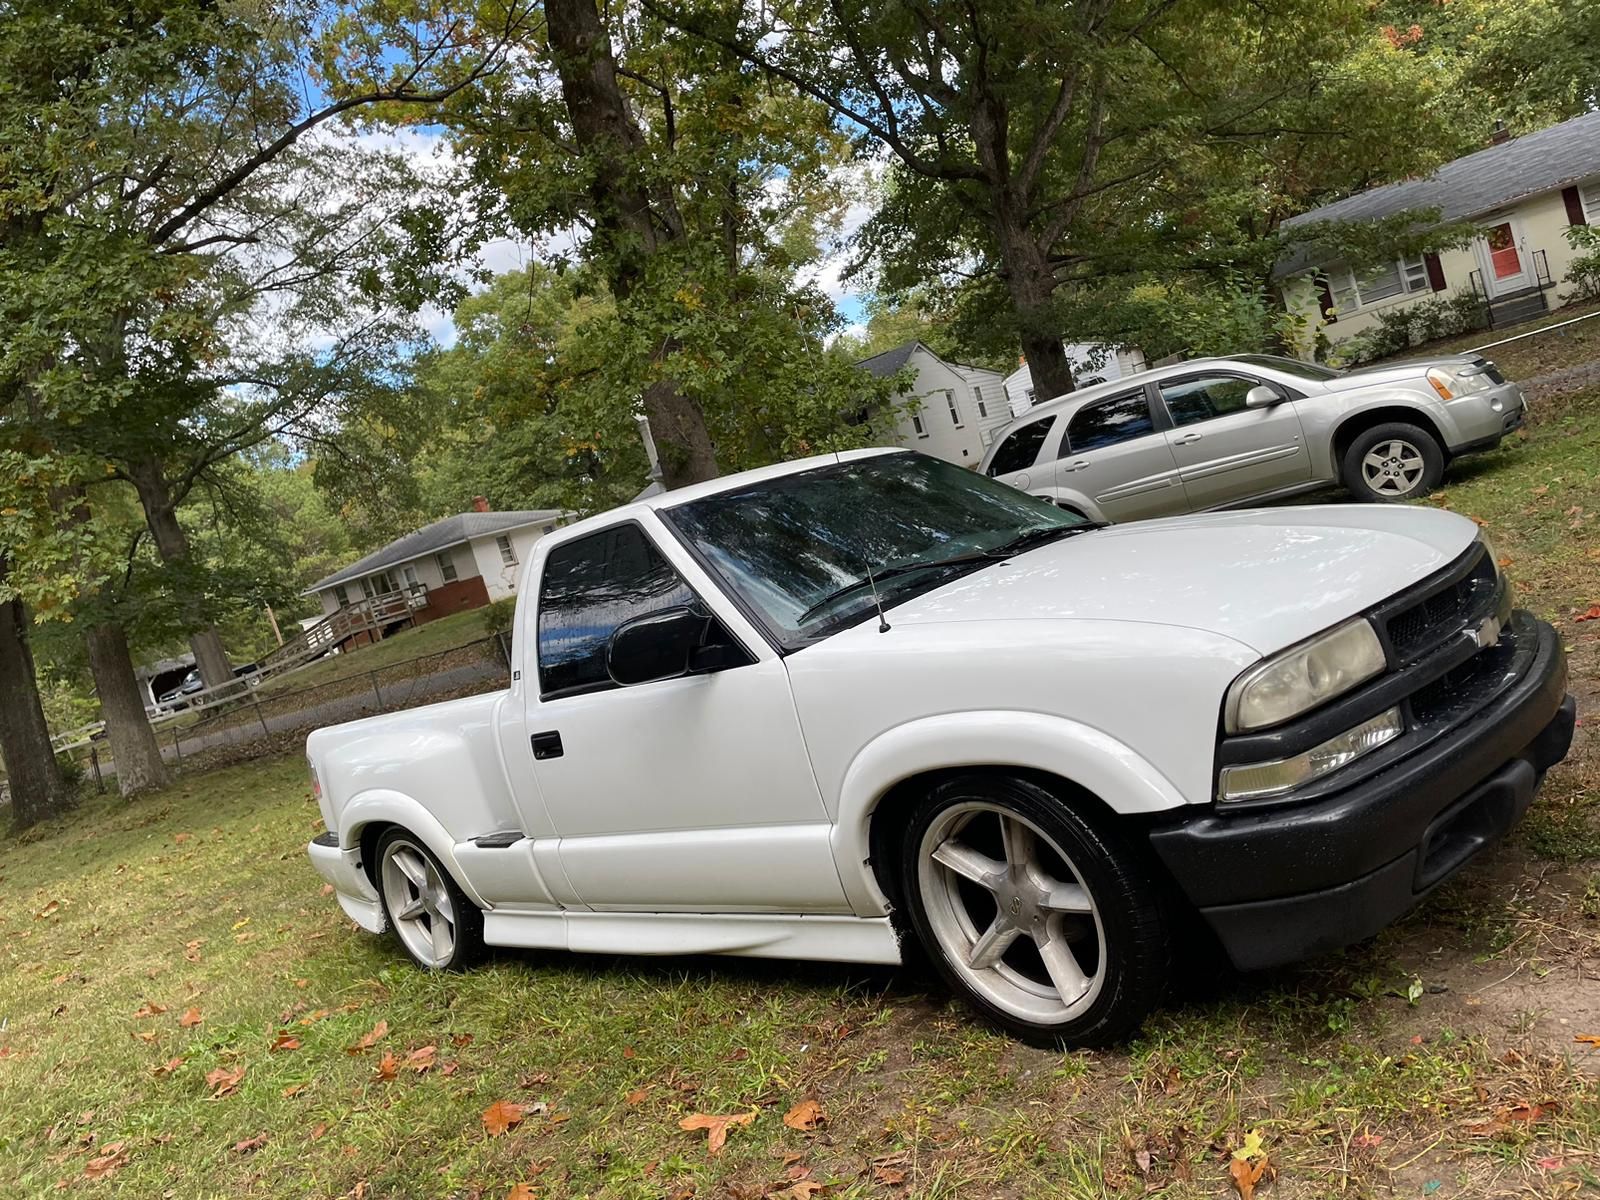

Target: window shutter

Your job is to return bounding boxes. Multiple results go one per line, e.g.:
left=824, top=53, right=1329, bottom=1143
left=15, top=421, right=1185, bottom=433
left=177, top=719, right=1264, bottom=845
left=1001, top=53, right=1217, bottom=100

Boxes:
left=1315, top=275, right=1337, bottom=323
left=1424, top=252, right=1447, bottom=292
left=1564, top=185, right=1587, bottom=226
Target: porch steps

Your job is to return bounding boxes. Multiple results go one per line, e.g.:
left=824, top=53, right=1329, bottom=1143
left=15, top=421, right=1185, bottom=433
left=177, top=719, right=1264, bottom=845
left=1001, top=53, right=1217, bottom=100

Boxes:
left=1485, top=289, right=1549, bottom=330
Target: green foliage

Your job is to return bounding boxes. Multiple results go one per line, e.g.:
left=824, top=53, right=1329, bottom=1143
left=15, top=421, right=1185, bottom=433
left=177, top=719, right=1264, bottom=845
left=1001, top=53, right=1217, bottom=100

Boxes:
left=1565, top=225, right=1600, bottom=302
left=1328, top=292, right=1490, bottom=366
left=480, top=596, right=518, bottom=637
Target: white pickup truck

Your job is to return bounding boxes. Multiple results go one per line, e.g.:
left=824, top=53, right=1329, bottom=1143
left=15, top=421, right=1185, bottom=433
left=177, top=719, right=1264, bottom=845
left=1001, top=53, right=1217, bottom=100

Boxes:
left=307, top=449, right=1574, bottom=1045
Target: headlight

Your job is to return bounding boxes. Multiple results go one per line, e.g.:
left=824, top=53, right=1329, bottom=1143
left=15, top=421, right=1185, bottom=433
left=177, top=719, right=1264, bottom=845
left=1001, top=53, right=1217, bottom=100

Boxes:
left=1225, top=618, right=1387, bottom=732
left=1219, top=708, right=1403, bottom=802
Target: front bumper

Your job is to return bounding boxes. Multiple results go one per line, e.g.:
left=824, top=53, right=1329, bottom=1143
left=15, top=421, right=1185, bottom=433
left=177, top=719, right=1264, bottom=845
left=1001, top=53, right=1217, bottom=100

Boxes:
left=1150, top=615, right=1574, bottom=970
left=1447, top=383, right=1526, bottom=453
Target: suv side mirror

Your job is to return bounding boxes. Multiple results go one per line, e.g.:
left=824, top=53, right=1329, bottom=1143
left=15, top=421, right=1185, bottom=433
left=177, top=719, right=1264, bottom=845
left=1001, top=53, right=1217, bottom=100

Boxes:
left=605, top=606, right=742, bottom=687
left=1244, top=384, right=1284, bottom=408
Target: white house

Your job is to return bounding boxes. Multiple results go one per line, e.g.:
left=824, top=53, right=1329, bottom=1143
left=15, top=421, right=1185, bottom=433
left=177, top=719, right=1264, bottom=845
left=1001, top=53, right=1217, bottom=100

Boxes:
left=1002, top=343, right=1149, bottom=415
left=303, top=500, right=566, bottom=627
left=1277, top=111, right=1600, bottom=349
left=855, top=341, right=1014, bottom=465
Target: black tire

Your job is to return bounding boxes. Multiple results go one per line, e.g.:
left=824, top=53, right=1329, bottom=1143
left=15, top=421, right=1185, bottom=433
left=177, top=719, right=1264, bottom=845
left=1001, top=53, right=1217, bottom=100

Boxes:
left=373, top=827, right=484, bottom=971
left=1341, top=422, right=1445, bottom=503
left=895, top=774, right=1171, bottom=1048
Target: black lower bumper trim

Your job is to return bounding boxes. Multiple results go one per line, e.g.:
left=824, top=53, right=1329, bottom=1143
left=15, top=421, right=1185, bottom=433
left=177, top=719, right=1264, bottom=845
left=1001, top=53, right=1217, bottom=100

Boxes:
left=1150, top=616, right=1574, bottom=971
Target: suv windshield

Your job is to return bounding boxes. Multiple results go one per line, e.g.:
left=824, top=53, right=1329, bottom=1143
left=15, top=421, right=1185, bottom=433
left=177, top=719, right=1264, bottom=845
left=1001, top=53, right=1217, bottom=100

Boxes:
left=663, top=453, right=1092, bottom=645
left=1229, top=354, right=1342, bottom=381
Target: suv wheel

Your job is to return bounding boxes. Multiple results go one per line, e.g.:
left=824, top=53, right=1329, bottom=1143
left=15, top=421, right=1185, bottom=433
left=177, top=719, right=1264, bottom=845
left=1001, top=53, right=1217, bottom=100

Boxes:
left=1342, top=422, right=1444, bottom=502
left=896, top=775, right=1170, bottom=1047
left=375, top=829, right=484, bottom=971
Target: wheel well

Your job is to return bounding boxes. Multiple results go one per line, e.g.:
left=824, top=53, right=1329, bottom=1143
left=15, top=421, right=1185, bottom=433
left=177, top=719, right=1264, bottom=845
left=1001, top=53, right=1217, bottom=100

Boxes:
left=1332, top=407, right=1447, bottom=470
left=865, top=766, right=1119, bottom=913
left=357, top=821, right=400, bottom=887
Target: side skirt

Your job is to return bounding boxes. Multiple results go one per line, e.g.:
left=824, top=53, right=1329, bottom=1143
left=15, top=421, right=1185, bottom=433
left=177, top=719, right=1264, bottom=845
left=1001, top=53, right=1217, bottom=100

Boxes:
left=481, top=910, right=903, bottom=966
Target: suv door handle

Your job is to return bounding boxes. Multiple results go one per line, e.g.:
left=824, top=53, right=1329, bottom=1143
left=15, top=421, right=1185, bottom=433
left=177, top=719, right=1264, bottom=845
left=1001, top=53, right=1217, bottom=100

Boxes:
left=1061, top=459, right=1090, bottom=472
left=1173, top=432, right=1204, bottom=445
left=530, top=730, right=564, bottom=760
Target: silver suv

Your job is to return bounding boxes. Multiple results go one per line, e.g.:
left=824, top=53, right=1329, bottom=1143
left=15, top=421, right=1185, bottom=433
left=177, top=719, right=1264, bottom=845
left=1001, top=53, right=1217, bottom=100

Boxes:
left=979, top=353, right=1527, bottom=520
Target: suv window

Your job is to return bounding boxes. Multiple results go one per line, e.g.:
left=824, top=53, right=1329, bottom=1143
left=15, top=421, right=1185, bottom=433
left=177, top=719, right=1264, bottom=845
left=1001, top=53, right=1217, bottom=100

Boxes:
left=537, top=523, right=697, bottom=697
left=986, top=418, right=1054, bottom=476
left=1065, top=391, right=1155, bottom=453
left=1160, top=374, right=1259, bottom=427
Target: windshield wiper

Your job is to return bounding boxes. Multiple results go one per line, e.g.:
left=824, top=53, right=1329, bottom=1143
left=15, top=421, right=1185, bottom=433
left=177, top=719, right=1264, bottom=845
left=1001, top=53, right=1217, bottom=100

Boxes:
left=986, top=521, right=1105, bottom=557
left=796, top=553, right=994, bottom=625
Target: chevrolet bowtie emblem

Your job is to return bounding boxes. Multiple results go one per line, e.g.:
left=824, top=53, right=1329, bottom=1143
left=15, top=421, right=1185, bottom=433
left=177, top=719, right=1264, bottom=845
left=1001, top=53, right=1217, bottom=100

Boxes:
left=1470, top=615, right=1502, bottom=649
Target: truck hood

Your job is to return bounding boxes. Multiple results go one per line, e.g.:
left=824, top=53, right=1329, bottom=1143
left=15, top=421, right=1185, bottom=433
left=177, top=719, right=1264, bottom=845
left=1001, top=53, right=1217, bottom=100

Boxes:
left=884, top=504, right=1479, bottom=655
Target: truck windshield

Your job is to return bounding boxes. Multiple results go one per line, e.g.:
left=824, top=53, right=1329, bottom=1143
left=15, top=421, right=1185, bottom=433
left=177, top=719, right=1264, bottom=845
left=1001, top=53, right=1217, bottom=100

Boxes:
left=662, top=452, right=1092, bottom=645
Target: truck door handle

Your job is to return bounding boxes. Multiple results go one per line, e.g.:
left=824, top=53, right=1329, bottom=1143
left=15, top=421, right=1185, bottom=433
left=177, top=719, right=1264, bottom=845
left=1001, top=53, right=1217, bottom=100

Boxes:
left=530, top=731, right=564, bottom=760
left=1173, top=432, right=1204, bottom=445
left=1061, top=459, right=1090, bottom=472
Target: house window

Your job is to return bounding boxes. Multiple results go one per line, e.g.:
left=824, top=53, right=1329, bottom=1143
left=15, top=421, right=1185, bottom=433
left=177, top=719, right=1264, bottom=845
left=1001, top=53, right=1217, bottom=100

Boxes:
left=436, top=551, right=458, bottom=583
left=1582, top=180, right=1600, bottom=224
left=945, top=390, right=963, bottom=427
left=910, top=412, right=928, bottom=437
left=1326, top=255, right=1431, bottom=313
left=402, top=565, right=420, bottom=589
left=973, top=386, right=988, bottom=418
left=496, top=534, right=517, bottom=566
left=333, top=585, right=349, bottom=608
left=1025, top=387, right=1037, bottom=406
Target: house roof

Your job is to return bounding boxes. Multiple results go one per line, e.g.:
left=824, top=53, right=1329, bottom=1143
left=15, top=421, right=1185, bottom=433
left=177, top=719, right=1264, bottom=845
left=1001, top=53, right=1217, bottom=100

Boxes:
left=1278, top=111, right=1600, bottom=273
left=306, top=510, right=563, bottom=594
left=854, top=341, right=920, bottom=378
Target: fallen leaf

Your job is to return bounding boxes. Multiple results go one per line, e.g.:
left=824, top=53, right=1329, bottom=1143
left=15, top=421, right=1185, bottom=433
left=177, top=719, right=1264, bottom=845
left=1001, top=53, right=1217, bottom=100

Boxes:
left=451, top=1033, right=474, bottom=1048
left=374, top=1051, right=398, bottom=1082
left=174, top=833, right=192, bottom=844
left=282, top=1082, right=308, bottom=1098
left=679, top=1110, right=756, bottom=1156
left=1575, top=605, right=1600, bottom=622
left=347, top=1019, right=388, bottom=1054
left=507, top=1186, right=538, bottom=1200
left=1575, top=1034, right=1600, bottom=1047
left=270, top=1032, right=302, bottom=1052
left=1351, top=1129, right=1383, bottom=1150
left=150, top=1057, right=184, bottom=1078
left=783, top=1098, right=826, bottom=1132
left=321, top=883, right=335, bottom=896
left=132, top=1002, right=168, bottom=1018
left=622, top=1045, right=635, bottom=1059
left=310, top=1122, right=329, bottom=1141
left=1231, top=1130, right=1266, bottom=1163
left=233, top=1132, right=268, bottom=1155
left=872, top=1163, right=908, bottom=1186
left=625, top=1086, right=652, bottom=1106
left=771, top=1183, right=826, bottom=1200
left=482, top=1100, right=527, bottom=1137
left=404, top=1045, right=437, bottom=1073
left=35, top=899, right=59, bottom=919
left=132, top=1030, right=158, bottom=1043
left=205, top=1064, right=246, bottom=1098
left=82, top=1142, right=129, bottom=1180
left=1229, top=1156, right=1273, bottom=1200
left=183, top=940, right=203, bottom=963
left=1538, top=1156, right=1565, bottom=1171
left=178, top=1007, right=202, bottom=1028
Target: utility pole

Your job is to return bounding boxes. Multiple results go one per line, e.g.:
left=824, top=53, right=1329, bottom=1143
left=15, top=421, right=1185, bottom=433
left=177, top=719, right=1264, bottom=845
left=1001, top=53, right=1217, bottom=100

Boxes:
left=264, top=604, right=284, bottom=647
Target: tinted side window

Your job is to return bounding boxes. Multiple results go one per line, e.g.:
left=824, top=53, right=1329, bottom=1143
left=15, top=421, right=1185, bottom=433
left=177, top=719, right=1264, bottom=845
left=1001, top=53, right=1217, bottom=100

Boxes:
left=1065, top=391, right=1155, bottom=453
left=537, top=524, right=697, bottom=697
left=1159, top=374, right=1258, bottom=427
left=986, top=418, right=1054, bottom=476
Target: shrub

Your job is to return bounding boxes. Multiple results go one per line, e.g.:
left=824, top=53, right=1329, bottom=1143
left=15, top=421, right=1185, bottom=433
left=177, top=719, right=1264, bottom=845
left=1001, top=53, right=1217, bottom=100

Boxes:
left=481, top=596, right=517, bottom=637
left=1565, top=225, right=1600, bottom=301
left=1327, top=291, right=1488, bottom=366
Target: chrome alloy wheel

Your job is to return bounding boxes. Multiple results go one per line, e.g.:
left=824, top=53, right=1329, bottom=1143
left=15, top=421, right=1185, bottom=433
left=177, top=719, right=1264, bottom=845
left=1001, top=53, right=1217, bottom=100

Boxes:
left=380, top=838, right=458, bottom=968
left=1361, top=438, right=1425, bottom=496
left=916, top=802, right=1106, bottom=1025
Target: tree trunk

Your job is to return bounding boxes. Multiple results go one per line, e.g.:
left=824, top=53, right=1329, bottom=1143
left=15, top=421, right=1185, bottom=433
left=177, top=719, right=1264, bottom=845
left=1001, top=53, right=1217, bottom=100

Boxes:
left=0, top=566, right=71, bottom=831
left=85, top=620, right=168, bottom=797
left=994, top=215, right=1076, bottom=403
left=127, top=456, right=233, bottom=688
left=546, top=0, right=720, bottom=489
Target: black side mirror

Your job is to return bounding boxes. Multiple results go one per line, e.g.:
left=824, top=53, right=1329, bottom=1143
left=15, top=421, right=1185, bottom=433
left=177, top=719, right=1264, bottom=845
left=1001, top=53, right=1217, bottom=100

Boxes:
left=606, top=606, right=741, bottom=687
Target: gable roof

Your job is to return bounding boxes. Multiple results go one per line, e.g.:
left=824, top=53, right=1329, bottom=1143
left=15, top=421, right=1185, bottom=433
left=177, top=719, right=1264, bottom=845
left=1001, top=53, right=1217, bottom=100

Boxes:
left=854, top=341, right=920, bottom=378
left=1279, top=111, right=1600, bottom=273
left=306, top=510, right=563, bottom=594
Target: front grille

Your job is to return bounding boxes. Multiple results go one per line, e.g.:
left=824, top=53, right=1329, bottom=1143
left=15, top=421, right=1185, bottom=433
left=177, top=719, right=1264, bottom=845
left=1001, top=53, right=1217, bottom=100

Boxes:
left=1407, top=637, right=1517, bottom=726
left=1384, top=548, right=1498, bottom=662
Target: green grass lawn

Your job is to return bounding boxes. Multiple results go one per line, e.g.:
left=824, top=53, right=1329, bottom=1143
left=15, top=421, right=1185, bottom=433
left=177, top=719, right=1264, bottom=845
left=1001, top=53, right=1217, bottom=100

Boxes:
left=3, top=388, right=1598, bottom=1198
left=257, top=607, right=501, bottom=697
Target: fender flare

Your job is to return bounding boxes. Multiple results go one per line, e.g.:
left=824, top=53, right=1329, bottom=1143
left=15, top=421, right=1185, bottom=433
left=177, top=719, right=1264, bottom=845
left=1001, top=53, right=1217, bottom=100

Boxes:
left=829, top=710, right=1190, bottom=916
left=339, top=789, right=491, bottom=910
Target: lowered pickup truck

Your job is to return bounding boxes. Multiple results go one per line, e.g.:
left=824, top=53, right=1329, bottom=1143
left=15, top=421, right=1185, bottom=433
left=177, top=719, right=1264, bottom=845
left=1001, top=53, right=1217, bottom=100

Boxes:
left=307, top=449, right=1574, bottom=1045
